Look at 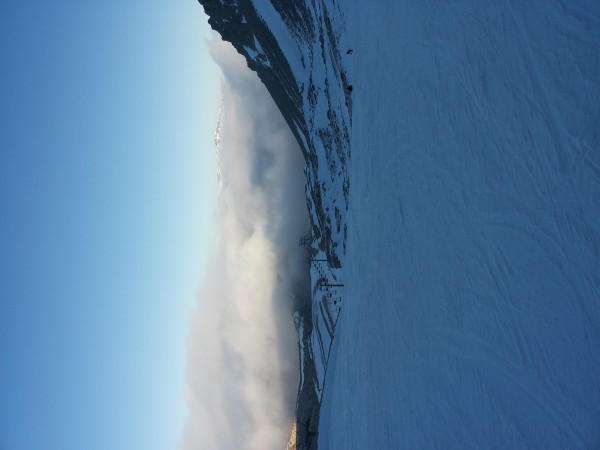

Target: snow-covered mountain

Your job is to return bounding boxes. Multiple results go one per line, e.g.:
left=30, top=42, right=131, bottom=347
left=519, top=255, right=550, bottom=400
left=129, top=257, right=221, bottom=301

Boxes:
left=199, top=0, right=350, bottom=267
left=198, top=1, right=351, bottom=447
left=199, top=1, right=600, bottom=449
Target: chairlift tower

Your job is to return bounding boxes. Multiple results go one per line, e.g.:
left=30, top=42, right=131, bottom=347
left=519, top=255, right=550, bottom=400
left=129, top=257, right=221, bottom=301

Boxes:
left=298, top=234, right=312, bottom=253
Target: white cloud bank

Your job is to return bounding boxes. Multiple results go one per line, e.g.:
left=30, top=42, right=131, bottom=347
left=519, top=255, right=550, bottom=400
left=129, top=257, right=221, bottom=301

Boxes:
left=181, top=35, right=310, bottom=450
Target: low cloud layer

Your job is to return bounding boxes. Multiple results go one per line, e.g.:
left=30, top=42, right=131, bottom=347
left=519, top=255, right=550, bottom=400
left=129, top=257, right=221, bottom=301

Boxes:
left=181, top=35, right=310, bottom=450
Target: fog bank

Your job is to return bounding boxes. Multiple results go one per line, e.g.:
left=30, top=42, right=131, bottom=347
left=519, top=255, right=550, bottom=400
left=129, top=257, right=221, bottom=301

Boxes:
left=181, top=35, right=310, bottom=450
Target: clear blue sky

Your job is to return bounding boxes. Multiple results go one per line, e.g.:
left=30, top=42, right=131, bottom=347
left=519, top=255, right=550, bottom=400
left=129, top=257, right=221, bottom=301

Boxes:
left=0, top=1, right=220, bottom=449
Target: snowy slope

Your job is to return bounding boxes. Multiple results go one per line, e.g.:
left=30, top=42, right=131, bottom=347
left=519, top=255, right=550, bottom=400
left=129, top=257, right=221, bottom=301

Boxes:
left=319, top=1, right=600, bottom=448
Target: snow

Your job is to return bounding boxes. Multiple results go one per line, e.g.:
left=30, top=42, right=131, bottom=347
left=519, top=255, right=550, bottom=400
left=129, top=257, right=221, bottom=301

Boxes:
left=244, top=36, right=272, bottom=68
left=308, top=250, right=343, bottom=402
left=250, top=0, right=305, bottom=80
left=317, top=0, right=600, bottom=448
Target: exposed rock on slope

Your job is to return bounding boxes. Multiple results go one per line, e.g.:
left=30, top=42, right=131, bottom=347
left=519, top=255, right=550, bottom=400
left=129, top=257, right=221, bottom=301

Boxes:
left=200, top=0, right=306, bottom=151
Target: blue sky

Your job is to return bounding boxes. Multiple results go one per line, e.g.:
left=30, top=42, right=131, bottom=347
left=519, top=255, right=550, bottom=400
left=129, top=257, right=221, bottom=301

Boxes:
left=0, top=1, right=221, bottom=449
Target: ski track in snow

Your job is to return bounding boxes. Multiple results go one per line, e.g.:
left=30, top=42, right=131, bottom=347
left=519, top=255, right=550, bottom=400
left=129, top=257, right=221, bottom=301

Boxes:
left=319, top=0, right=600, bottom=448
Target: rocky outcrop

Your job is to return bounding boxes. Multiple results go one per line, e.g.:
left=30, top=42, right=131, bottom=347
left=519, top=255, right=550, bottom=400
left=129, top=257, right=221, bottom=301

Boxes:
left=199, top=0, right=307, bottom=157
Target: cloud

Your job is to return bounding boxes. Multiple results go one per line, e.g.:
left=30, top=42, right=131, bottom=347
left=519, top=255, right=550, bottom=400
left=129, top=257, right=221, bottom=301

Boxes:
left=181, top=34, right=310, bottom=450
